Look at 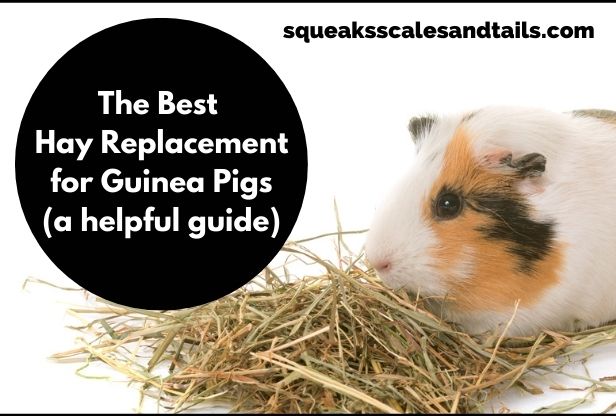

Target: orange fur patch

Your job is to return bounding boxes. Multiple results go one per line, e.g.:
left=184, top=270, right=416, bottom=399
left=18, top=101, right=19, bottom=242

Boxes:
left=423, top=127, right=563, bottom=312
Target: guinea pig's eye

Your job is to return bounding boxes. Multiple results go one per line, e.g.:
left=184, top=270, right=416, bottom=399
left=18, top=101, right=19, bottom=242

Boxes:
left=435, top=193, right=463, bottom=220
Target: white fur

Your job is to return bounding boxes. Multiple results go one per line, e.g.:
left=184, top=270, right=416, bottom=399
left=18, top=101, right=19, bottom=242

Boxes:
left=365, top=106, right=616, bottom=336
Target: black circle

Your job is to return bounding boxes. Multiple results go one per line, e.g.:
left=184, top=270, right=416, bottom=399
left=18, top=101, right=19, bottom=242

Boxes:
left=15, top=18, right=308, bottom=309
left=435, top=193, right=463, bottom=220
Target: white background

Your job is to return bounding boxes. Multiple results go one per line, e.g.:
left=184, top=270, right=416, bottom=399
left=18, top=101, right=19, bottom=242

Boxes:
left=2, top=3, right=616, bottom=413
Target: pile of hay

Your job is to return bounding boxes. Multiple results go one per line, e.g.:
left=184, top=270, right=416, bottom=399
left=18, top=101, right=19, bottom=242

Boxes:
left=48, top=231, right=616, bottom=413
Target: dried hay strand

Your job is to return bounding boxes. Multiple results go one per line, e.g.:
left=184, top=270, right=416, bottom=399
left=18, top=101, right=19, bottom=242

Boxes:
left=45, top=230, right=616, bottom=414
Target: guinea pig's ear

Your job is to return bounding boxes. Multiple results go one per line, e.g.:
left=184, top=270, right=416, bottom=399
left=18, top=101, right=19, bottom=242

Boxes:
left=480, top=147, right=547, bottom=178
left=504, top=152, right=547, bottom=178
left=408, top=115, right=437, bottom=148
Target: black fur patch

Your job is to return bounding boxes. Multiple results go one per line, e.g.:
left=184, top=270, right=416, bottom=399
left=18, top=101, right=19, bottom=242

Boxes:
left=467, top=192, right=556, bottom=274
left=408, top=115, right=437, bottom=147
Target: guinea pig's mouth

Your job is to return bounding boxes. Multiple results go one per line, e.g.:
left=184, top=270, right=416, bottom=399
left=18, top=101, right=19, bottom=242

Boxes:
left=376, top=267, right=449, bottom=300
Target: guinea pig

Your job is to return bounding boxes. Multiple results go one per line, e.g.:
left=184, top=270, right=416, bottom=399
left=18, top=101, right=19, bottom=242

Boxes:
left=365, top=106, right=616, bottom=337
